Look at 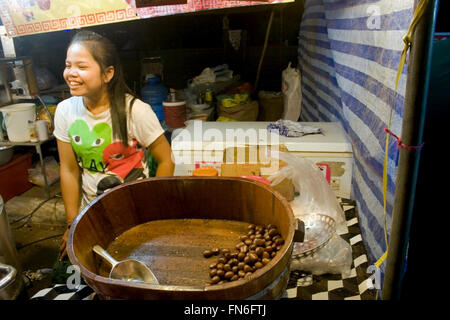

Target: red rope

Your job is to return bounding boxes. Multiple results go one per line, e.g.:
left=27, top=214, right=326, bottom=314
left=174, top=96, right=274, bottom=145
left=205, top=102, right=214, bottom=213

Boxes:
left=384, top=128, right=424, bottom=150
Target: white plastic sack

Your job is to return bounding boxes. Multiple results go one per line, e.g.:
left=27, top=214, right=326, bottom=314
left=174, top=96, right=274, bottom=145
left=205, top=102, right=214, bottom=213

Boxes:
left=281, top=62, right=302, bottom=121
left=268, top=152, right=347, bottom=233
left=267, top=152, right=352, bottom=276
left=291, top=233, right=353, bottom=277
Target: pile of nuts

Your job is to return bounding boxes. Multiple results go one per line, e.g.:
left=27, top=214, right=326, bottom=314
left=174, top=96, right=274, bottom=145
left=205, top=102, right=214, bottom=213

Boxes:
left=203, top=223, right=284, bottom=285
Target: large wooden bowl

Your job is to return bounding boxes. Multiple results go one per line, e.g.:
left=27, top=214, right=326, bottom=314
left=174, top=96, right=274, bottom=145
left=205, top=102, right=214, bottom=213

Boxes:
left=67, top=176, right=299, bottom=300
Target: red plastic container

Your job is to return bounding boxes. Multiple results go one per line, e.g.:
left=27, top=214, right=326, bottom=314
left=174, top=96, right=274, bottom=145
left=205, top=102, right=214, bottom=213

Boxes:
left=0, top=152, right=33, bottom=202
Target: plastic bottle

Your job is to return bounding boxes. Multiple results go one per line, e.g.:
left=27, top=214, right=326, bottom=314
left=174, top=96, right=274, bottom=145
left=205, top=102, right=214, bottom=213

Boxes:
left=141, top=75, right=168, bottom=123
left=28, top=120, right=38, bottom=142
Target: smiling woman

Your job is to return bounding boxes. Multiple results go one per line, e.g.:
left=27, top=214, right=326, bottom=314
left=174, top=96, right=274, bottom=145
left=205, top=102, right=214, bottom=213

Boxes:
left=53, top=30, right=174, bottom=263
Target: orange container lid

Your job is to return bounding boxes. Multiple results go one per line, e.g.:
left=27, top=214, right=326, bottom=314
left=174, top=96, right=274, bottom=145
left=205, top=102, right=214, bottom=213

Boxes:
left=240, top=175, right=271, bottom=185
left=193, top=167, right=218, bottom=176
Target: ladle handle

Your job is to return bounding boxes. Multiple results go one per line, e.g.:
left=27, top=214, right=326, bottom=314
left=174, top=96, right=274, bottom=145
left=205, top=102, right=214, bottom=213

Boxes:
left=93, top=245, right=118, bottom=267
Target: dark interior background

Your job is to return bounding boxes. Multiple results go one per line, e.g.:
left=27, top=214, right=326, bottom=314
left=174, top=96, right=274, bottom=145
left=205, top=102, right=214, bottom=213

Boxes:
left=7, top=1, right=304, bottom=95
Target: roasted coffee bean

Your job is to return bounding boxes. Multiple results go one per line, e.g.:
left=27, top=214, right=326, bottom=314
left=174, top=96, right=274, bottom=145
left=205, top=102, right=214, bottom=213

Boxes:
left=254, top=262, right=263, bottom=269
left=243, top=265, right=253, bottom=273
left=212, top=248, right=220, bottom=255
left=221, top=248, right=230, bottom=255
left=248, top=252, right=259, bottom=263
left=240, top=235, right=248, bottom=242
left=232, top=266, right=238, bottom=273
left=265, top=240, right=273, bottom=247
left=218, top=257, right=227, bottom=264
left=247, top=229, right=255, bottom=236
left=231, top=275, right=239, bottom=281
left=243, top=256, right=251, bottom=265
left=248, top=224, right=256, bottom=230
left=210, top=269, right=218, bottom=277
left=209, top=263, right=217, bottom=269
left=265, top=246, right=273, bottom=253
left=217, top=263, right=224, bottom=270
left=238, top=270, right=246, bottom=278
left=229, top=258, right=238, bottom=266
left=267, top=224, right=276, bottom=230
left=238, top=262, right=245, bottom=270
left=275, top=238, right=285, bottom=246
left=223, top=264, right=231, bottom=272
left=237, top=252, right=245, bottom=261
left=224, top=271, right=234, bottom=279
left=272, top=235, right=281, bottom=241
left=262, top=258, right=271, bottom=265
left=255, top=247, right=264, bottom=257
left=276, top=245, right=283, bottom=251
left=249, top=234, right=256, bottom=240
left=235, top=242, right=245, bottom=249
left=244, top=239, right=253, bottom=246
left=224, top=252, right=231, bottom=260
left=264, top=234, right=271, bottom=241
left=203, top=250, right=213, bottom=258
left=262, top=251, right=270, bottom=259
left=268, top=228, right=279, bottom=237
left=271, top=251, right=277, bottom=258
left=211, top=275, right=220, bottom=284
left=249, top=244, right=257, bottom=251
left=217, top=269, right=225, bottom=277
left=254, top=238, right=265, bottom=247
left=230, top=252, right=238, bottom=259
left=218, top=280, right=225, bottom=285
left=254, top=233, right=263, bottom=239
left=240, top=245, right=248, bottom=253
left=245, top=272, right=253, bottom=278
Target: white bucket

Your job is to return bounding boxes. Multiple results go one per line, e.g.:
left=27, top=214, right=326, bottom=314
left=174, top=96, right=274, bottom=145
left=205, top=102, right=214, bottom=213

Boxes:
left=0, top=103, right=36, bottom=142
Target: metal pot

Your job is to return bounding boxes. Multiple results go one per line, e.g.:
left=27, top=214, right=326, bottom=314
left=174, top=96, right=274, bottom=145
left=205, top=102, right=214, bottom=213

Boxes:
left=0, top=195, right=24, bottom=300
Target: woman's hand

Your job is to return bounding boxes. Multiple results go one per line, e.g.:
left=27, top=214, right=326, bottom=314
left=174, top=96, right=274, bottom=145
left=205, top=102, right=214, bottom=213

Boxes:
left=59, top=227, right=70, bottom=261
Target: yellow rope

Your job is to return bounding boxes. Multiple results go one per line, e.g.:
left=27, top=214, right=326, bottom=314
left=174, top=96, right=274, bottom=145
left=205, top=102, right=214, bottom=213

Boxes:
left=374, top=0, right=429, bottom=269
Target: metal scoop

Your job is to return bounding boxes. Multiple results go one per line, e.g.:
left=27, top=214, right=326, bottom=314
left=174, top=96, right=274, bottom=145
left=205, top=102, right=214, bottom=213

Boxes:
left=93, top=245, right=159, bottom=285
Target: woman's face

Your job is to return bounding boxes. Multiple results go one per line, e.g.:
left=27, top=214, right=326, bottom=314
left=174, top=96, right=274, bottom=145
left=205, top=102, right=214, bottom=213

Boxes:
left=63, top=42, right=111, bottom=98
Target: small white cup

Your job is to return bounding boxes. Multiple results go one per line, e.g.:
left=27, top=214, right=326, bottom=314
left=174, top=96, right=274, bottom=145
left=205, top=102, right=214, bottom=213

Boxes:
left=36, top=120, right=49, bottom=141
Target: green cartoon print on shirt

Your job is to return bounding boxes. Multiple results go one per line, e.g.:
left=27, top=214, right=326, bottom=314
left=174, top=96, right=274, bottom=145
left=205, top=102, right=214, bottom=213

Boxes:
left=68, top=119, right=111, bottom=172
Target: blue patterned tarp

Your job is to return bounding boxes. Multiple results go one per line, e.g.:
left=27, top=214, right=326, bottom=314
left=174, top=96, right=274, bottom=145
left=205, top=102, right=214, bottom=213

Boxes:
left=298, top=0, right=414, bottom=279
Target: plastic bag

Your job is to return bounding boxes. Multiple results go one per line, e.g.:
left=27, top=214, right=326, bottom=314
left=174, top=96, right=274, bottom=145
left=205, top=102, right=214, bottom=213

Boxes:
left=267, top=152, right=347, bottom=233
left=28, top=156, right=60, bottom=187
left=281, top=62, right=302, bottom=121
left=267, top=152, right=352, bottom=276
left=290, top=233, right=353, bottom=277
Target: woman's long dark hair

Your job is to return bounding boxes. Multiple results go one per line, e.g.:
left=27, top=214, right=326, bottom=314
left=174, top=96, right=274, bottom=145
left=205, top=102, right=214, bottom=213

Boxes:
left=68, top=30, right=135, bottom=147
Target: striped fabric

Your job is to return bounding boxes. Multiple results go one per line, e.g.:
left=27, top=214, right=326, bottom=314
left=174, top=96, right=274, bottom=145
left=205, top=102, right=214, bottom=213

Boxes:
left=298, top=0, right=414, bottom=278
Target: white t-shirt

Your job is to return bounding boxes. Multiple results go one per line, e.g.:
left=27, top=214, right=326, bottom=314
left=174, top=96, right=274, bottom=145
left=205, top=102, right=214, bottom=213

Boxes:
left=54, top=95, right=164, bottom=203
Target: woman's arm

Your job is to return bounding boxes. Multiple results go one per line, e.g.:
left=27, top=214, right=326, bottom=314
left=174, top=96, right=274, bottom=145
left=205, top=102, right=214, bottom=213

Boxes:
left=147, top=134, right=175, bottom=176
left=57, top=139, right=80, bottom=260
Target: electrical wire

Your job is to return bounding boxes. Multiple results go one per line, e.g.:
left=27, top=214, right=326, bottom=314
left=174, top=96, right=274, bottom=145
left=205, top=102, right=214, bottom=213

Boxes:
left=17, top=233, right=64, bottom=250
left=11, top=194, right=60, bottom=229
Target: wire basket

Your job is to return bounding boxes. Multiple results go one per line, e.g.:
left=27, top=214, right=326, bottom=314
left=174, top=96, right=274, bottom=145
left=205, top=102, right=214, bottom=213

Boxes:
left=292, top=214, right=336, bottom=259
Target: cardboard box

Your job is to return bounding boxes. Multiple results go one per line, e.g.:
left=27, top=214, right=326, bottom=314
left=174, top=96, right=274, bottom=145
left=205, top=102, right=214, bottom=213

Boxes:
left=220, top=146, right=295, bottom=201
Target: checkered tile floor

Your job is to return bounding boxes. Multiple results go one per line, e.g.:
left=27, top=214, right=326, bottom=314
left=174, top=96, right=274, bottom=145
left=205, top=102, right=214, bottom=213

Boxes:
left=31, top=198, right=376, bottom=300
left=281, top=198, right=376, bottom=300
